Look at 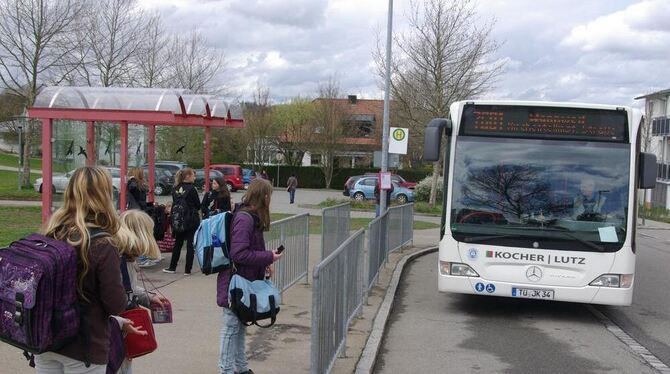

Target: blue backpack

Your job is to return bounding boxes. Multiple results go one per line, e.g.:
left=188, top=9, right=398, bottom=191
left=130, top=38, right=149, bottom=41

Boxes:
left=194, top=211, right=235, bottom=275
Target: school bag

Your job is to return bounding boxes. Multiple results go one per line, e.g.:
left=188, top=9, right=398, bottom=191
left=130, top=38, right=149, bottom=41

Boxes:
left=228, top=273, right=281, bottom=328
left=0, top=231, right=107, bottom=363
left=194, top=211, right=235, bottom=275
left=171, top=191, right=196, bottom=233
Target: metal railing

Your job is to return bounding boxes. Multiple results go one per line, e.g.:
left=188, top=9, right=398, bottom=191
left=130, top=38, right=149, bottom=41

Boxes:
left=321, top=203, right=351, bottom=259
left=266, top=213, right=310, bottom=293
left=388, top=203, right=414, bottom=253
left=311, top=229, right=366, bottom=374
left=366, top=213, right=388, bottom=290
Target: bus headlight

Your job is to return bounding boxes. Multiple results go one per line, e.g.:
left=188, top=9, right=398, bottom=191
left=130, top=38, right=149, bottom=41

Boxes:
left=439, top=261, right=480, bottom=277
left=589, top=274, right=633, bottom=288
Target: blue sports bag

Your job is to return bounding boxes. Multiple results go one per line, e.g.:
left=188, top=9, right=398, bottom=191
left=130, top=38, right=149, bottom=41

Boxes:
left=229, top=274, right=281, bottom=327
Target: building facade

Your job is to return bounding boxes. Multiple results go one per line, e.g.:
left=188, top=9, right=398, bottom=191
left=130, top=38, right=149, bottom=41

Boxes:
left=636, top=89, right=670, bottom=209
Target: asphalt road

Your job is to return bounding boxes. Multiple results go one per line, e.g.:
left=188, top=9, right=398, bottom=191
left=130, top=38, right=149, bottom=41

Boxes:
left=375, top=233, right=670, bottom=374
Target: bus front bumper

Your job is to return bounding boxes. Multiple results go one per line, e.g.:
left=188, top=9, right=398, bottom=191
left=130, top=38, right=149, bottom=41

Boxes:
left=438, top=273, right=633, bottom=306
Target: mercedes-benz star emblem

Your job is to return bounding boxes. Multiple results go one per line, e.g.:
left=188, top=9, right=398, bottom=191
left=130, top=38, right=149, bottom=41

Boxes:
left=526, top=266, right=543, bottom=282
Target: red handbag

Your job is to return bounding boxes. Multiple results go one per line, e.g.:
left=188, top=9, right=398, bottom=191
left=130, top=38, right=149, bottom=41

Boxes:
left=119, top=307, right=157, bottom=358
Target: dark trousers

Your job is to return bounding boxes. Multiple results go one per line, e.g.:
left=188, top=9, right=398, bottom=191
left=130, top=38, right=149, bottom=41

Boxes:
left=168, top=228, right=196, bottom=273
left=289, top=189, right=295, bottom=204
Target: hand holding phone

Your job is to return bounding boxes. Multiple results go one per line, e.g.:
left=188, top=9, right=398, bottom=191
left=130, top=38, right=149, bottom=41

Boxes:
left=276, top=245, right=285, bottom=254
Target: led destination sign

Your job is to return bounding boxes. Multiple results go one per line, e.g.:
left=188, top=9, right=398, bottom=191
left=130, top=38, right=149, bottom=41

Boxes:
left=460, top=104, right=629, bottom=143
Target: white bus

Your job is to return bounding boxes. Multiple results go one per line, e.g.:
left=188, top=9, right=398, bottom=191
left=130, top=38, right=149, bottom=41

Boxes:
left=423, top=101, right=657, bottom=306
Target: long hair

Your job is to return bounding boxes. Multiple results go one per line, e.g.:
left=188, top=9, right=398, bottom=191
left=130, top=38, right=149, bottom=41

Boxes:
left=174, top=167, right=194, bottom=187
left=240, top=179, right=272, bottom=231
left=128, top=167, right=147, bottom=191
left=213, top=175, right=230, bottom=200
left=43, top=166, right=120, bottom=298
left=117, top=210, right=160, bottom=260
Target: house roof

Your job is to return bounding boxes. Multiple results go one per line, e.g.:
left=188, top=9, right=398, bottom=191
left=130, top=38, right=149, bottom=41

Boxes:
left=635, top=88, right=670, bottom=100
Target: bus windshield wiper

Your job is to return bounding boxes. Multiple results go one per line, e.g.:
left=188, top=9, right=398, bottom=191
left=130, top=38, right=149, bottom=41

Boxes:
left=463, top=234, right=516, bottom=243
left=538, top=226, right=606, bottom=252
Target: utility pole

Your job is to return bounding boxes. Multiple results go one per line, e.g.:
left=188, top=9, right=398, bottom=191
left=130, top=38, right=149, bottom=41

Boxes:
left=380, top=0, right=393, bottom=215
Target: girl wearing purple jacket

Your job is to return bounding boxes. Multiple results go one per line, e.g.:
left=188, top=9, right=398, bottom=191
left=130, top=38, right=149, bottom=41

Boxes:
left=217, top=179, right=282, bottom=374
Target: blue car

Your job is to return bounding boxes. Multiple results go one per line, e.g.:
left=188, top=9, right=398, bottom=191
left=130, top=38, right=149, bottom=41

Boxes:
left=350, top=177, right=414, bottom=204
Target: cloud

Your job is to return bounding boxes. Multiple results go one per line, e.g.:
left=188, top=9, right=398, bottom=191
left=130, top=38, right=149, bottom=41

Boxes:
left=228, top=0, right=329, bottom=28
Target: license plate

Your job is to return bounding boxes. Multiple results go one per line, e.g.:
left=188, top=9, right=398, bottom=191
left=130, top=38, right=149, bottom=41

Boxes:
left=511, top=287, right=554, bottom=300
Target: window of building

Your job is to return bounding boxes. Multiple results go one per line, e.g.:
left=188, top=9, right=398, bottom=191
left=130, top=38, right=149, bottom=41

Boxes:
left=348, top=114, right=375, bottom=138
left=311, top=154, right=321, bottom=166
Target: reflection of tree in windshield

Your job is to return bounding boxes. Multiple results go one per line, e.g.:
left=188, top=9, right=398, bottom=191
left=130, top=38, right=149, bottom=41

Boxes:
left=462, top=164, right=569, bottom=220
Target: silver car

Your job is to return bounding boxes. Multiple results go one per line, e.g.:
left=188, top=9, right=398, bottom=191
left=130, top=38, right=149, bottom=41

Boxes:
left=34, top=167, right=121, bottom=194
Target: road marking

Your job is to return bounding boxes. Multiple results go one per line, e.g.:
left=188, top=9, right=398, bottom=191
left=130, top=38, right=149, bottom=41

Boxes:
left=588, top=306, right=670, bottom=373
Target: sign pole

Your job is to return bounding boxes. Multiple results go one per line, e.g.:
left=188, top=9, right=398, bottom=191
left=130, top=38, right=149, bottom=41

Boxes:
left=380, top=0, right=393, bottom=214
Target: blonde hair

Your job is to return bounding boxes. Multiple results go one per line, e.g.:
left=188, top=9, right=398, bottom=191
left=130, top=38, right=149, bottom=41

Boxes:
left=240, top=179, right=273, bottom=231
left=128, top=167, right=147, bottom=191
left=174, top=167, right=194, bottom=187
left=43, top=166, right=120, bottom=298
left=117, top=210, right=160, bottom=260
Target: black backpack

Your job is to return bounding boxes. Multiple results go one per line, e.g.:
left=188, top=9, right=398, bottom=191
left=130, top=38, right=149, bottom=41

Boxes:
left=171, top=187, right=197, bottom=233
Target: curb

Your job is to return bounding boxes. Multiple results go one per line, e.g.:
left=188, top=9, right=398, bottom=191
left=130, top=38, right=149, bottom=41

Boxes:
left=355, top=246, right=438, bottom=374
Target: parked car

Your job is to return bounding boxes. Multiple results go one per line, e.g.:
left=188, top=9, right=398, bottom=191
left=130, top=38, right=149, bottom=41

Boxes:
left=144, top=161, right=189, bottom=176
left=35, top=167, right=121, bottom=194
left=349, top=176, right=414, bottom=204
left=194, top=169, right=224, bottom=191
left=209, top=164, right=244, bottom=191
left=364, top=172, right=416, bottom=189
left=242, top=168, right=258, bottom=189
left=343, top=175, right=363, bottom=196
left=142, top=167, right=174, bottom=196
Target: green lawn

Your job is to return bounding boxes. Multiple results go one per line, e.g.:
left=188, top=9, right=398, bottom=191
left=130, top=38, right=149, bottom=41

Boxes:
left=271, top=212, right=438, bottom=234
left=0, top=170, right=41, bottom=200
left=0, top=151, right=69, bottom=173
left=0, top=207, right=42, bottom=247
left=317, top=197, right=443, bottom=217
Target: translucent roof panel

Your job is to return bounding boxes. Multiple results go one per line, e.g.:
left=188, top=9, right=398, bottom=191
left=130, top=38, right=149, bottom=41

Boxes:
left=181, top=94, right=209, bottom=116
left=34, top=86, right=188, bottom=114
left=209, top=98, right=243, bottom=120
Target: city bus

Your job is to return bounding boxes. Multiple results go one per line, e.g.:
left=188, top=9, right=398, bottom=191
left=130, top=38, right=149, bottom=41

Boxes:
left=423, top=101, right=657, bottom=306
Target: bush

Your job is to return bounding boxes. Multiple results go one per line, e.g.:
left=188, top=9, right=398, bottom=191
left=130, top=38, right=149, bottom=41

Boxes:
left=415, top=175, right=444, bottom=202
left=265, top=166, right=325, bottom=188
left=396, top=169, right=432, bottom=183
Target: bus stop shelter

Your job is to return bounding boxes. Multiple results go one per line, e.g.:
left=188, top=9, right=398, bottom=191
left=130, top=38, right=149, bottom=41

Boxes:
left=28, top=86, right=244, bottom=223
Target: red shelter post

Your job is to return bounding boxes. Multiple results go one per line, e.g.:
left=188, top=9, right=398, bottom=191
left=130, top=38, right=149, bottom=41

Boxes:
left=41, top=119, right=53, bottom=224
left=204, top=126, right=211, bottom=192
left=147, top=125, right=156, bottom=203
left=120, top=121, right=128, bottom=212
left=86, top=121, right=95, bottom=166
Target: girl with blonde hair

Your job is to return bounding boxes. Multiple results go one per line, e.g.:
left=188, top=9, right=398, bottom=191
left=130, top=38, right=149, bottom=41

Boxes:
left=164, top=167, right=200, bottom=275
left=216, top=179, right=282, bottom=374
left=37, top=166, right=127, bottom=373
left=113, top=209, right=169, bottom=374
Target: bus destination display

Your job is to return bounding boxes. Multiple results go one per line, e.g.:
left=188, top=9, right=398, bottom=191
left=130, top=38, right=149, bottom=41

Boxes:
left=460, top=104, right=628, bottom=142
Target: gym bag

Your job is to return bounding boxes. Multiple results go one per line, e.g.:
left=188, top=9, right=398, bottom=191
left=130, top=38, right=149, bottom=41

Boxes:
left=228, top=274, right=281, bottom=328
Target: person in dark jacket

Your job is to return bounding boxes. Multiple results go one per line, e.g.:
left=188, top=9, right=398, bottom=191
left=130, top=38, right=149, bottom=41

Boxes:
left=163, top=167, right=200, bottom=275
left=286, top=174, right=298, bottom=204
left=217, top=179, right=282, bottom=374
left=201, top=175, right=232, bottom=218
left=126, top=167, right=148, bottom=211
left=37, top=166, right=128, bottom=371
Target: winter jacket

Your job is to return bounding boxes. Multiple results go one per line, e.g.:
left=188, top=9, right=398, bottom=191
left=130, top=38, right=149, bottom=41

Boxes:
left=216, top=209, right=273, bottom=307
left=201, top=190, right=232, bottom=218
left=126, top=177, right=147, bottom=211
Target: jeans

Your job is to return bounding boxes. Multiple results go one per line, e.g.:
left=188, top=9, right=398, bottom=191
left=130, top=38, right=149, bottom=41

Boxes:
left=289, top=189, right=295, bottom=204
left=168, top=228, right=196, bottom=273
left=35, top=352, right=106, bottom=374
left=219, top=308, right=248, bottom=374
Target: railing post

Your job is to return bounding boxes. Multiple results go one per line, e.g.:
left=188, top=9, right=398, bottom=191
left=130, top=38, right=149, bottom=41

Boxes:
left=305, top=214, right=310, bottom=284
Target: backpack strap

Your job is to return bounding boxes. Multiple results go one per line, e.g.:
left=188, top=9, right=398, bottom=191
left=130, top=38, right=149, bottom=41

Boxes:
left=119, top=257, right=138, bottom=309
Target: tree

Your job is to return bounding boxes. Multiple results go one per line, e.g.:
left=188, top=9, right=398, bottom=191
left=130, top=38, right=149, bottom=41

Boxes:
left=310, top=78, right=347, bottom=188
left=374, top=0, right=505, bottom=207
left=169, top=31, right=225, bottom=94
left=0, top=0, right=86, bottom=185
left=136, top=13, right=172, bottom=88
left=243, top=85, right=277, bottom=170
left=271, top=97, right=316, bottom=166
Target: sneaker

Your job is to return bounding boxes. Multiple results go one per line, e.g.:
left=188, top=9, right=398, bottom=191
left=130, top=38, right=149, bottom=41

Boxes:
left=139, top=260, right=155, bottom=268
left=162, top=268, right=176, bottom=274
left=184, top=272, right=191, bottom=276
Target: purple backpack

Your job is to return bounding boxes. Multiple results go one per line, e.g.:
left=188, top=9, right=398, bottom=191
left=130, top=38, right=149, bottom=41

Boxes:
left=0, top=233, right=89, bottom=358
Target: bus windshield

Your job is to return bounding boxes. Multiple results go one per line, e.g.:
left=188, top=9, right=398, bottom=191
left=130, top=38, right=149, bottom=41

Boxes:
left=450, top=137, right=631, bottom=252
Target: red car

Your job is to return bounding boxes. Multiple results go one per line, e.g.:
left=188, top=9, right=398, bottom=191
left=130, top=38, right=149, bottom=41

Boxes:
left=209, top=164, right=244, bottom=192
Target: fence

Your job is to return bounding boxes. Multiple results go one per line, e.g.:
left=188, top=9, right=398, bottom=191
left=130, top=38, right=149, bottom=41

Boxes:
left=311, top=229, right=366, bottom=374
left=265, top=213, right=310, bottom=293
left=366, top=203, right=414, bottom=292
left=321, top=203, right=351, bottom=259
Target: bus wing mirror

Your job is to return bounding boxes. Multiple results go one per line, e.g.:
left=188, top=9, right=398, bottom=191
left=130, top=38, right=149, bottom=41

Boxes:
left=638, top=152, right=657, bottom=189
left=423, top=118, right=452, bottom=162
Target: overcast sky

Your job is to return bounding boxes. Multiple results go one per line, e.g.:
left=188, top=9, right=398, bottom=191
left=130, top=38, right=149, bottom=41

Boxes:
left=138, top=0, right=670, bottom=107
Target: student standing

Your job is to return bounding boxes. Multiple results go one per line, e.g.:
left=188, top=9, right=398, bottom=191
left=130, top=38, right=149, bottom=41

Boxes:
left=286, top=174, right=298, bottom=204
left=201, top=176, right=232, bottom=218
left=163, top=167, right=200, bottom=275
left=126, top=167, right=148, bottom=211
left=216, top=179, right=283, bottom=374
left=36, top=166, right=127, bottom=373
